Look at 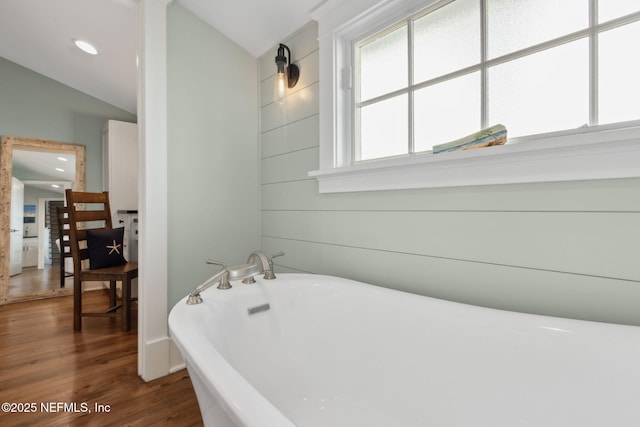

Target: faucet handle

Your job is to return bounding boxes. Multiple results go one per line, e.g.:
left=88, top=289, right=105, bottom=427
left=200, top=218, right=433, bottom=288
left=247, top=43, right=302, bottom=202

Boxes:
left=206, top=259, right=226, bottom=269
left=206, top=260, right=230, bottom=288
left=264, top=251, right=285, bottom=280
left=269, top=251, right=285, bottom=262
left=206, top=261, right=232, bottom=289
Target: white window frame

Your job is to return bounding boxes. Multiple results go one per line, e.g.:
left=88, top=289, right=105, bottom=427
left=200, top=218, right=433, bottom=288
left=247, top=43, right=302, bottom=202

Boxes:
left=309, top=0, right=640, bottom=193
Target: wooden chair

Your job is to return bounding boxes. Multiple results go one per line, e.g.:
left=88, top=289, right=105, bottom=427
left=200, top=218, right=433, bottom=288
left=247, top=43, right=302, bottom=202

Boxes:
left=56, top=206, right=74, bottom=287
left=65, top=189, right=138, bottom=332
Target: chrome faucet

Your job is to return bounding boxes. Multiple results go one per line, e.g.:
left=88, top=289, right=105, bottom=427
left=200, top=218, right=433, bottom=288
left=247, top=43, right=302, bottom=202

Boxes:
left=187, top=259, right=261, bottom=304
left=242, top=251, right=284, bottom=283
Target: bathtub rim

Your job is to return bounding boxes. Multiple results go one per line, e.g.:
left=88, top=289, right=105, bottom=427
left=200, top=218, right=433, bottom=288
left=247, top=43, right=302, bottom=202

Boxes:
left=169, top=272, right=640, bottom=426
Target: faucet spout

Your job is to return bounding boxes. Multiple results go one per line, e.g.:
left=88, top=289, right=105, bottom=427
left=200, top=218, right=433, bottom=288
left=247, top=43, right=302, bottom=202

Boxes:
left=247, top=251, right=270, bottom=271
left=242, top=250, right=285, bottom=283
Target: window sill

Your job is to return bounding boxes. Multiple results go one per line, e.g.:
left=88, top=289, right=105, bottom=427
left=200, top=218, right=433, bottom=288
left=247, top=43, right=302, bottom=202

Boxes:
left=308, top=125, right=640, bottom=193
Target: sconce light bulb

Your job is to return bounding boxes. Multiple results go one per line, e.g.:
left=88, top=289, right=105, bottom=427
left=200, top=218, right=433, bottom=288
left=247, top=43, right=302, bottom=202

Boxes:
left=274, top=71, right=288, bottom=104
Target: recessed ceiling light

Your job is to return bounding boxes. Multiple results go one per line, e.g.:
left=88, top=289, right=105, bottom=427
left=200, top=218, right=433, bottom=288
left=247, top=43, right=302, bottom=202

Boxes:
left=51, top=184, right=60, bottom=188
left=55, top=168, right=65, bottom=172
left=74, top=39, right=98, bottom=55
left=57, top=156, right=68, bottom=162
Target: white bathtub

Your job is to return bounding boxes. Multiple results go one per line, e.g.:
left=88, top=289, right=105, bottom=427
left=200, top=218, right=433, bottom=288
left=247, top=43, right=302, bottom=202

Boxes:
left=169, top=273, right=640, bottom=426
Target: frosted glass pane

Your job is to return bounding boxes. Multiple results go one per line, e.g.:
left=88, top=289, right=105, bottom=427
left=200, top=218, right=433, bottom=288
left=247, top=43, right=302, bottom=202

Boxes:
left=358, top=95, right=408, bottom=161
left=599, top=0, right=640, bottom=23
left=487, top=0, right=588, bottom=59
left=358, top=26, right=408, bottom=101
left=414, top=72, right=481, bottom=152
left=488, top=40, right=589, bottom=138
left=413, top=0, right=480, bottom=83
left=599, top=22, right=640, bottom=124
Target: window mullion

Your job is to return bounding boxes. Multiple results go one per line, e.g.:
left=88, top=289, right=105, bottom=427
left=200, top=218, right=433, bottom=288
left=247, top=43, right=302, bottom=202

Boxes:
left=352, top=41, right=359, bottom=165
left=358, top=88, right=410, bottom=108
left=480, top=0, right=488, bottom=129
left=408, top=19, right=415, bottom=155
left=589, top=0, right=598, bottom=126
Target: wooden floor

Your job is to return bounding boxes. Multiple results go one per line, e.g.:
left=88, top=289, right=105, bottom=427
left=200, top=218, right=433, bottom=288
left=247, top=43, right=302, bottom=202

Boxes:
left=8, top=265, right=71, bottom=295
left=0, top=291, right=203, bottom=426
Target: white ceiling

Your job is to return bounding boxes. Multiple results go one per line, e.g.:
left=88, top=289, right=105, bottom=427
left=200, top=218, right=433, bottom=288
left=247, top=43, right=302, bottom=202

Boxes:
left=12, top=149, right=76, bottom=194
left=175, top=0, right=323, bottom=58
left=0, top=0, right=139, bottom=114
left=0, top=0, right=323, bottom=115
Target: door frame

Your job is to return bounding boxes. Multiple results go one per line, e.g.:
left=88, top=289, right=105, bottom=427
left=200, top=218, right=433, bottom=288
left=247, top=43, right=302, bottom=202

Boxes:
left=9, top=177, right=24, bottom=276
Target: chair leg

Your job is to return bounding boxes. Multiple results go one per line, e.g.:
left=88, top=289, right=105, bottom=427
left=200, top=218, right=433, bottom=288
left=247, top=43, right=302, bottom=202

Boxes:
left=60, top=258, right=65, bottom=288
left=122, top=279, right=132, bottom=332
left=109, top=280, right=117, bottom=308
left=73, top=277, right=82, bottom=331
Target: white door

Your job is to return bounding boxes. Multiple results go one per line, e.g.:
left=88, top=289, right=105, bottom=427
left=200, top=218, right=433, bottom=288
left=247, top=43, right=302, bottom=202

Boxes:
left=9, top=177, right=24, bottom=276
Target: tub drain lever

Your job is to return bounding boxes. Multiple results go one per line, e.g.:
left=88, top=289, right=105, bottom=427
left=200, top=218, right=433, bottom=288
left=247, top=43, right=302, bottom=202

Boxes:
left=248, top=303, right=271, bottom=315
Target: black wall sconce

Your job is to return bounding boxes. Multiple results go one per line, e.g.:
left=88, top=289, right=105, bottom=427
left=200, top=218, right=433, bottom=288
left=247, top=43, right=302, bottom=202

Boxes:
left=274, top=43, right=300, bottom=103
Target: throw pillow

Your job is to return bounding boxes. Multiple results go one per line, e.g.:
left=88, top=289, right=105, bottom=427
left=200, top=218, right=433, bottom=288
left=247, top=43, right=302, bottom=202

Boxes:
left=86, top=227, right=127, bottom=269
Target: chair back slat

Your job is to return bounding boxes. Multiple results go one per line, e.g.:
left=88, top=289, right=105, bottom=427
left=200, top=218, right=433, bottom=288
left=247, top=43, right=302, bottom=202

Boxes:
left=56, top=206, right=73, bottom=287
left=73, top=210, right=110, bottom=224
left=78, top=248, right=91, bottom=261
left=56, top=207, right=72, bottom=256
left=74, top=227, right=110, bottom=242
left=66, top=191, right=113, bottom=204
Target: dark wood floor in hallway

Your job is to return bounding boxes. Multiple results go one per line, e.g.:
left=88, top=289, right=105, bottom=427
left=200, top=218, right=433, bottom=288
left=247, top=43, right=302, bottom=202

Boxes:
left=0, top=291, right=203, bottom=426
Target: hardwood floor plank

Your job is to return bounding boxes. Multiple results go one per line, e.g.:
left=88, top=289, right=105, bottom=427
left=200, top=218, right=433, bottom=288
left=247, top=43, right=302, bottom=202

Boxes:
left=0, top=291, right=203, bottom=426
left=8, top=265, right=71, bottom=295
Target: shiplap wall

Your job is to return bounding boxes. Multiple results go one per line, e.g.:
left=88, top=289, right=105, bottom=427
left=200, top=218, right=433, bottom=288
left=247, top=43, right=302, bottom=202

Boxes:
left=258, top=22, right=640, bottom=325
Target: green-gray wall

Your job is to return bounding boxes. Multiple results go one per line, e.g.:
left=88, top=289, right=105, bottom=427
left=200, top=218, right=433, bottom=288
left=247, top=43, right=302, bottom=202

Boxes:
left=167, top=4, right=260, bottom=308
left=259, top=22, right=640, bottom=326
left=0, top=56, right=136, bottom=192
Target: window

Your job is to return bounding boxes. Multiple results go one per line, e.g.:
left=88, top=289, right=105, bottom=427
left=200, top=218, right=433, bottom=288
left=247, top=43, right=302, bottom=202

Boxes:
left=354, top=0, right=640, bottom=162
left=309, top=0, right=640, bottom=192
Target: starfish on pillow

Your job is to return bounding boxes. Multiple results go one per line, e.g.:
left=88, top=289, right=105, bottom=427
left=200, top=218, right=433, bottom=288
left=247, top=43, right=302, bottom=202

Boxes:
left=106, top=240, right=122, bottom=255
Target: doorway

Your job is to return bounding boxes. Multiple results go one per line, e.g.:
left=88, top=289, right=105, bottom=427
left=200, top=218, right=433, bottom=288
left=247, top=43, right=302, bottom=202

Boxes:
left=8, top=199, right=69, bottom=295
left=0, top=136, right=85, bottom=304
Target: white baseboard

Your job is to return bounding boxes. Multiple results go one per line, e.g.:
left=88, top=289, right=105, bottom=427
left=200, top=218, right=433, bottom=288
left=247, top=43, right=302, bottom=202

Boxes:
left=169, top=338, right=186, bottom=373
left=140, top=336, right=170, bottom=381
left=140, top=335, right=186, bottom=381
